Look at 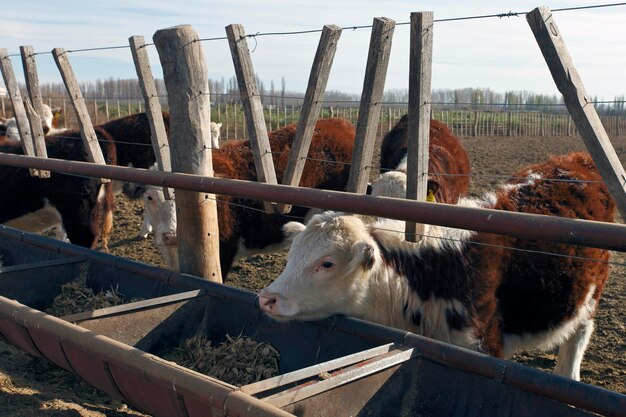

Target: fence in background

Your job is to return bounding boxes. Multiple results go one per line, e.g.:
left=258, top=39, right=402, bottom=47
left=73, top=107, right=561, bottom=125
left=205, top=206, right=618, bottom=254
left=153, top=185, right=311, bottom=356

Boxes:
left=2, top=96, right=623, bottom=139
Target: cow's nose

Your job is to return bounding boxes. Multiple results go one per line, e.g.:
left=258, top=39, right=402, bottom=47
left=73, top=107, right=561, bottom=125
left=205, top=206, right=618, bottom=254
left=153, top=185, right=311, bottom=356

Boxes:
left=161, top=231, right=178, bottom=246
left=259, top=294, right=277, bottom=313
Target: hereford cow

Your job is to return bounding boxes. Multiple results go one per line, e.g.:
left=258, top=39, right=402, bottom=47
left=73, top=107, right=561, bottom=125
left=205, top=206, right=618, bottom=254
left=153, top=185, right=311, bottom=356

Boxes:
left=380, top=116, right=470, bottom=204
left=0, top=112, right=169, bottom=249
left=259, top=152, right=614, bottom=380
left=138, top=118, right=355, bottom=275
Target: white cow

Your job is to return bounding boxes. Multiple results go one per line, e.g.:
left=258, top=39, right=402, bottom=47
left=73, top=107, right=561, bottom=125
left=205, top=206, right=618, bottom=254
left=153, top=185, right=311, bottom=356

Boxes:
left=258, top=153, right=614, bottom=380
left=210, top=121, right=222, bottom=149
left=141, top=187, right=178, bottom=270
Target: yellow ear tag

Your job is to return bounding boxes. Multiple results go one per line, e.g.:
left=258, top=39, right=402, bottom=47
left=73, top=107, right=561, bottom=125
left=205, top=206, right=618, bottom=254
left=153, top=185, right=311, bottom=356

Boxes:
left=426, top=189, right=436, bottom=202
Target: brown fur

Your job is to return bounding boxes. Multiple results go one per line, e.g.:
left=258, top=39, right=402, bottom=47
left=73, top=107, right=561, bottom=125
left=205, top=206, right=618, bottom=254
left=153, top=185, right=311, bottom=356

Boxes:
left=0, top=113, right=169, bottom=250
left=380, top=115, right=471, bottom=203
left=213, top=118, right=356, bottom=277
left=469, top=152, right=614, bottom=356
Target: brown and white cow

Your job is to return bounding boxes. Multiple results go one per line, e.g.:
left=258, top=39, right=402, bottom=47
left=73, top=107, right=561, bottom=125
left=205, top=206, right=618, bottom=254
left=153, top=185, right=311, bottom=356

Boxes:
left=136, top=117, right=356, bottom=276
left=259, top=152, right=614, bottom=380
left=379, top=115, right=470, bottom=204
left=0, top=112, right=169, bottom=249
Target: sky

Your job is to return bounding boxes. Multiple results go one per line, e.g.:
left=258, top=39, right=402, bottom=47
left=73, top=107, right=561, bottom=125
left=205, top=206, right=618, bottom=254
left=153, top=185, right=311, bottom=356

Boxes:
left=2, top=0, right=625, bottom=101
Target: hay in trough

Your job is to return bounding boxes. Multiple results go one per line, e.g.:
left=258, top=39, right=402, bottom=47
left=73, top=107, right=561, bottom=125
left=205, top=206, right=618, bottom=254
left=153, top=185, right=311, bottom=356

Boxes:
left=46, top=272, right=140, bottom=317
left=165, top=334, right=280, bottom=386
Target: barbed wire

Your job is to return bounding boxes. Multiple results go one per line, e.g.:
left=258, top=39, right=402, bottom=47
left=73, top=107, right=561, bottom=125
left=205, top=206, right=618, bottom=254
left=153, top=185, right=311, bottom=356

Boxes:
left=5, top=2, right=626, bottom=57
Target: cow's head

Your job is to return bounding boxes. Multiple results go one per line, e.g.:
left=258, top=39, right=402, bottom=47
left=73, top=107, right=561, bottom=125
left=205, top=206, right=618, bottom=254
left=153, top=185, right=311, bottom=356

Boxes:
left=258, top=212, right=378, bottom=321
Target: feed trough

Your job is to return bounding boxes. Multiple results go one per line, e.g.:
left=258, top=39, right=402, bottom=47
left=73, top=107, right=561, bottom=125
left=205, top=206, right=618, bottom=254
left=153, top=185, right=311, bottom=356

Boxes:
left=0, top=225, right=623, bottom=417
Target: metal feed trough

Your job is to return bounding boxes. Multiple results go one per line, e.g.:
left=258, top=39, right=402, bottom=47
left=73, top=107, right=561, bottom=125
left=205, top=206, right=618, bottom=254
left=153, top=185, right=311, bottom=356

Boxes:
left=0, top=225, right=623, bottom=417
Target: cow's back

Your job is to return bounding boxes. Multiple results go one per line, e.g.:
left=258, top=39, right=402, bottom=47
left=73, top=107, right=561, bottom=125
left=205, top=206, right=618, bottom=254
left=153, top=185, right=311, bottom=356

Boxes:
left=380, top=115, right=470, bottom=203
left=471, top=152, right=614, bottom=355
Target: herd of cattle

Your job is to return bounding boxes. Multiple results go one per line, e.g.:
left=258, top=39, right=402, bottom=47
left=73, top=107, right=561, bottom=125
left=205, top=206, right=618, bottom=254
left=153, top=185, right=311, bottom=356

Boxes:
left=0, top=110, right=616, bottom=382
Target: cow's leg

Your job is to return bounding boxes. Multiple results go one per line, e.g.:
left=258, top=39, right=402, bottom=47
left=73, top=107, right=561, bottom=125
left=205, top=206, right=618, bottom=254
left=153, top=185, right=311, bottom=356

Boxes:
left=553, top=318, right=594, bottom=380
left=100, top=208, right=113, bottom=252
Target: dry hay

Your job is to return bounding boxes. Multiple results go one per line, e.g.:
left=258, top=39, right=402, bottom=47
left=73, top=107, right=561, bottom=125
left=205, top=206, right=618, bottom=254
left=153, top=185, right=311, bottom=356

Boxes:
left=165, top=334, right=280, bottom=386
left=45, top=272, right=141, bottom=317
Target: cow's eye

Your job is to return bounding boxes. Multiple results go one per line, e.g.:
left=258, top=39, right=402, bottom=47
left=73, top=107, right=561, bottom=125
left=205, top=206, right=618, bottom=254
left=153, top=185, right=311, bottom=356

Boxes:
left=321, top=261, right=334, bottom=269
left=147, top=196, right=153, bottom=201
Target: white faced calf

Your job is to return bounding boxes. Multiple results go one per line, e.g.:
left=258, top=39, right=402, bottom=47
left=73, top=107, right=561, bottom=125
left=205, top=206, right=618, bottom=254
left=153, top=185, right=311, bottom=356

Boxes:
left=142, top=187, right=178, bottom=270
left=259, top=152, right=614, bottom=381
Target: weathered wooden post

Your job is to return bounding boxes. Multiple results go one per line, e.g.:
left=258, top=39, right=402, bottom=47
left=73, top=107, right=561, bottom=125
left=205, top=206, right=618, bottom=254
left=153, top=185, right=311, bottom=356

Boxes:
left=528, top=6, right=626, bottom=219
left=226, top=24, right=278, bottom=213
left=20, top=45, right=50, bottom=176
left=52, top=47, right=109, bottom=180
left=0, top=49, right=39, bottom=177
left=153, top=25, right=222, bottom=282
left=405, top=12, right=433, bottom=242
left=346, top=17, right=396, bottom=194
left=129, top=35, right=173, bottom=200
left=277, top=24, right=342, bottom=214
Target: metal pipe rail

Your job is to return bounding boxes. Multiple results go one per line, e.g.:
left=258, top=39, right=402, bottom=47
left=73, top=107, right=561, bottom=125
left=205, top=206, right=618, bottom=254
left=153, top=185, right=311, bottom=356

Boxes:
left=1, top=152, right=625, bottom=252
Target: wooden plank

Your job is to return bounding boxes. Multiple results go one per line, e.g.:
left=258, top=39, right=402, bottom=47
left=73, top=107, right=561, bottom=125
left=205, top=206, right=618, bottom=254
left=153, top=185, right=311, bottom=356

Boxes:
left=0, top=49, right=39, bottom=177
left=52, top=48, right=109, bottom=182
left=23, top=97, right=50, bottom=177
left=263, top=346, right=416, bottom=408
left=129, top=35, right=173, bottom=200
left=346, top=17, right=396, bottom=194
left=405, top=12, right=433, bottom=242
left=226, top=24, right=277, bottom=213
left=153, top=25, right=222, bottom=282
left=242, top=343, right=396, bottom=395
left=277, top=24, right=342, bottom=214
left=527, top=7, right=626, bottom=219
left=20, top=46, right=50, bottom=178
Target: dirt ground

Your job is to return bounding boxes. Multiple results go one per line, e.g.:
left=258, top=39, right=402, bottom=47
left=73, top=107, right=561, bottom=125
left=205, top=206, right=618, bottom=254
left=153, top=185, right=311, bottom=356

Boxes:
left=0, top=132, right=625, bottom=416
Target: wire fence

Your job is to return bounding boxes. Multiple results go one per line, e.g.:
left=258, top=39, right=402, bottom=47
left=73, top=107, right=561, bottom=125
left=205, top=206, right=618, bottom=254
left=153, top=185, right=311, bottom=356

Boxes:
left=3, top=96, right=623, bottom=140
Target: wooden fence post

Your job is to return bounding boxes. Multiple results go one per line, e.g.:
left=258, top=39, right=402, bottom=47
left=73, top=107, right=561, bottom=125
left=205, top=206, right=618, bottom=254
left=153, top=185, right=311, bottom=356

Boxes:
left=226, top=24, right=278, bottom=213
left=52, top=48, right=109, bottom=180
left=129, top=35, right=173, bottom=200
left=277, top=24, right=342, bottom=214
left=153, top=25, right=222, bottom=282
left=0, top=49, right=39, bottom=177
left=405, top=12, right=433, bottom=242
left=19, top=46, right=50, bottom=178
left=152, top=26, right=221, bottom=280
left=528, top=6, right=626, bottom=219
left=347, top=17, right=396, bottom=194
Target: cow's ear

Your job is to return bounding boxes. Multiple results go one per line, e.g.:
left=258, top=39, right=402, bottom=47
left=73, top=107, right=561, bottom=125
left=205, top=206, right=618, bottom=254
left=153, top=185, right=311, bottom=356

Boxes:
left=350, top=241, right=375, bottom=271
left=282, top=221, right=306, bottom=242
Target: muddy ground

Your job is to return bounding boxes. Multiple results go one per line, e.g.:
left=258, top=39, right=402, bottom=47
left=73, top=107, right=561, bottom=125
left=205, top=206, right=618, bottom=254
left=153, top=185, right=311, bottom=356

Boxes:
left=1, top=132, right=625, bottom=416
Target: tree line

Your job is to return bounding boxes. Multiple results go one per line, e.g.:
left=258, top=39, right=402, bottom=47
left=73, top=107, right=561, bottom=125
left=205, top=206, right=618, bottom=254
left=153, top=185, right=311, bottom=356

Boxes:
left=34, top=77, right=625, bottom=115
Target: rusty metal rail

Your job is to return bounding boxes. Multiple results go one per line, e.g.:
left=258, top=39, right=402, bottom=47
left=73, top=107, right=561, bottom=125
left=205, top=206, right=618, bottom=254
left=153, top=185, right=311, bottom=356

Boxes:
left=0, top=152, right=625, bottom=252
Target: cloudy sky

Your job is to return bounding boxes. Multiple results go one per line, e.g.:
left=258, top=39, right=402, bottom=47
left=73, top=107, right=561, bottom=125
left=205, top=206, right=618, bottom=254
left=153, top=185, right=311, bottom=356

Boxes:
left=2, top=1, right=625, bottom=100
